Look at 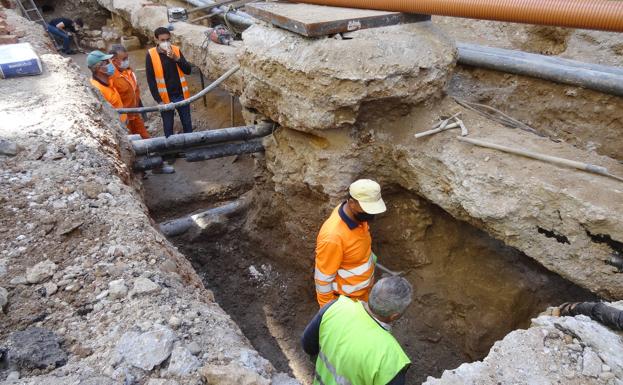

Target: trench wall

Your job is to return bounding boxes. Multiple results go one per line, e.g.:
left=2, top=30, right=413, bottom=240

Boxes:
left=0, top=8, right=292, bottom=385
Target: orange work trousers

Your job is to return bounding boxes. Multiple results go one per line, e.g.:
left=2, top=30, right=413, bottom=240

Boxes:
left=127, top=115, right=150, bottom=139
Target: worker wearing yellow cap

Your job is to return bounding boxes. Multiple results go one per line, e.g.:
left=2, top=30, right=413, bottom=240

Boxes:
left=314, top=179, right=386, bottom=307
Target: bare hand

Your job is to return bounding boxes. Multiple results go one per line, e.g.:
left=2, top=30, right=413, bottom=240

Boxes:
left=167, top=51, right=179, bottom=62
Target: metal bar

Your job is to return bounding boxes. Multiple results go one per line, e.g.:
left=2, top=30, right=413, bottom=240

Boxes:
left=199, top=69, right=207, bottom=107
left=131, top=123, right=273, bottom=156
left=230, top=95, right=235, bottom=126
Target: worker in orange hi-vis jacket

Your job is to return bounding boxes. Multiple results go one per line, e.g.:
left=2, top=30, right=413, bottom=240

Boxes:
left=314, top=179, right=387, bottom=308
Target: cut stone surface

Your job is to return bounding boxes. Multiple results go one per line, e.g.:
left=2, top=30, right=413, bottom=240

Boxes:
left=6, top=327, right=67, bottom=370
left=26, top=259, right=57, bottom=284
left=116, top=327, right=176, bottom=371
left=240, top=23, right=456, bottom=132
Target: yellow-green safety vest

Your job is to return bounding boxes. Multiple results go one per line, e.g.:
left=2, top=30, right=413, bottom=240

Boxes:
left=314, top=296, right=411, bottom=385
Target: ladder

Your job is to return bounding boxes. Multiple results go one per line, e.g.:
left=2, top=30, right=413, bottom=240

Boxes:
left=15, top=0, right=63, bottom=51
left=15, top=0, right=47, bottom=28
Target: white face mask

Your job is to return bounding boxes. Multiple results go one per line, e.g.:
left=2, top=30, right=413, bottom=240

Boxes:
left=159, top=41, right=172, bottom=51
left=119, top=59, right=130, bottom=69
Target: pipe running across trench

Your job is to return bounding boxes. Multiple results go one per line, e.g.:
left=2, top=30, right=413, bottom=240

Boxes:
left=293, top=0, right=623, bottom=32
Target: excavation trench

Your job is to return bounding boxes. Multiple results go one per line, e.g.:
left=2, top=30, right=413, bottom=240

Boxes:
left=147, top=182, right=597, bottom=385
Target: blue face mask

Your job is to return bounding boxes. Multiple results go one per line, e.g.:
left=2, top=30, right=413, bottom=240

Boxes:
left=105, top=62, right=115, bottom=76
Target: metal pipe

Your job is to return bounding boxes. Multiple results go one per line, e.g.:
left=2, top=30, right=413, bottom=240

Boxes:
left=185, top=139, right=264, bottom=162
left=182, top=0, right=254, bottom=27
left=457, top=44, right=623, bottom=97
left=159, top=197, right=249, bottom=237
left=458, top=43, right=623, bottom=77
left=116, top=65, right=240, bottom=114
left=457, top=136, right=623, bottom=183
left=294, top=0, right=623, bottom=32
left=131, top=123, right=273, bottom=156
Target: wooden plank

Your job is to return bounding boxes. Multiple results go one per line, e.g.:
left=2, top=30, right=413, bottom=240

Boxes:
left=245, top=2, right=430, bottom=37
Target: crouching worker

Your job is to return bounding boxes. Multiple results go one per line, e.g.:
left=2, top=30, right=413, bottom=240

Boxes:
left=87, top=50, right=127, bottom=125
left=302, top=276, right=412, bottom=385
left=109, top=45, right=150, bottom=139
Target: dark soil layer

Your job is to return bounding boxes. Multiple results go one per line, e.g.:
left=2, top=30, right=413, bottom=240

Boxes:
left=168, top=191, right=597, bottom=384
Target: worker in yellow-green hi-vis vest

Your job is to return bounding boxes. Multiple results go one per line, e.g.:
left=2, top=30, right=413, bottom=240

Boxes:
left=302, top=276, right=413, bottom=385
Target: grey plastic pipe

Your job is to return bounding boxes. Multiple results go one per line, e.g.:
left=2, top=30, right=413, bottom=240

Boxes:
left=131, top=123, right=273, bottom=156
left=183, top=0, right=254, bottom=26
left=117, top=65, right=240, bottom=114
left=457, top=43, right=623, bottom=97
left=159, top=197, right=249, bottom=237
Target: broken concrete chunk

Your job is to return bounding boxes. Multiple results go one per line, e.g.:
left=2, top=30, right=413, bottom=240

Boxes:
left=165, top=346, right=200, bottom=377
left=271, top=373, right=301, bottom=385
left=146, top=379, right=179, bottom=385
left=0, top=139, right=18, bottom=156
left=186, top=341, right=202, bottom=356
left=26, top=259, right=58, bottom=283
left=6, top=327, right=67, bottom=370
left=108, top=279, right=128, bottom=300
left=200, top=362, right=270, bottom=385
left=0, top=286, right=8, bottom=309
left=116, top=327, right=175, bottom=371
left=43, top=282, right=58, bottom=296
left=131, top=277, right=160, bottom=296
left=581, top=348, right=602, bottom=378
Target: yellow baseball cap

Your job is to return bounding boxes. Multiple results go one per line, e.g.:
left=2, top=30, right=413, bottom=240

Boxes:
left=349, top=179, right=386, bottom=214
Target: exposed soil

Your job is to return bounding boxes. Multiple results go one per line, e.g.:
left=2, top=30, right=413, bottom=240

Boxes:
left=157, top=187, right=596, bottom=385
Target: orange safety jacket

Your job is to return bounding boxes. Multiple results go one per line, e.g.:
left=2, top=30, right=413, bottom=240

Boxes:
left=147, top=45, right=190, bottom=104
left=315, top=203, right=375, bottom=308
left=90, top=78, right=128, bottom=124
left=110, top=68, right=141, bottom=121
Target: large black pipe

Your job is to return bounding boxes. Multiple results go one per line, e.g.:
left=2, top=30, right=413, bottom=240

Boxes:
left=185, top=139, right=265, bottom=162
left=132, top=123, right=273, bottom=156
left=133, top=139, right=265, bottom=171
left=457, top=43, right=623, bottom=97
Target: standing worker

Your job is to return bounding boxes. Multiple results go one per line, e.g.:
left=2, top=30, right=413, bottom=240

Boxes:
left=87, top=50, right=127, bottom=125
left=109, top=45, right=150, bottom=139
left=145, top=27, right=193, bottom=138
left=47, top=17, right=83, bottom=55
left=302, top=276, right=413, bottom=385
left=314, top=179, right=386, bottom=307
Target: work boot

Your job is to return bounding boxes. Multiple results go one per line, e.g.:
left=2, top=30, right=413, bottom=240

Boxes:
left=151, top=164, right=175, bottom=174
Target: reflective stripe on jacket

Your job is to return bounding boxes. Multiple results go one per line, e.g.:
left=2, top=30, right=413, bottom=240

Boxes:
left=315, top=203, right=375, bottom=307
left=314, top=296, right=410, bottom=385
left=147, top=46, right=190, bottom=104
left=90, top=78, right=127, bottom=124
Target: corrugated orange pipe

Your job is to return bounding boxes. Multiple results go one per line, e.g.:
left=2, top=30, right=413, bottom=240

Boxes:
left=293, top=0, right=623, bottom=32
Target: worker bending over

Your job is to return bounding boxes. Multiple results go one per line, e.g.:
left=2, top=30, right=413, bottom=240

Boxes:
left=109, top=45, right=150, bottom=139
left=47, top=17, right=82, bottom=55
left=87, top=50, right=127, bottom=125
left=302, top=276, right=413, bottom=385
left=315, top=179, right=386, bottom=307
left=145, top=27, right=193, bottom=138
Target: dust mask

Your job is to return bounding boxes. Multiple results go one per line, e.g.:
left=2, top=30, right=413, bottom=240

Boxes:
left=159, top=41, right=172, bottom=51
left=105, top=63, right=115, bottom=76
left=119, top=59, right=130, bottom=69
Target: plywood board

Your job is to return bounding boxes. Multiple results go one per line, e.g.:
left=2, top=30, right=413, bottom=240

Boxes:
left=245, top=2, right=430, bottom=37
